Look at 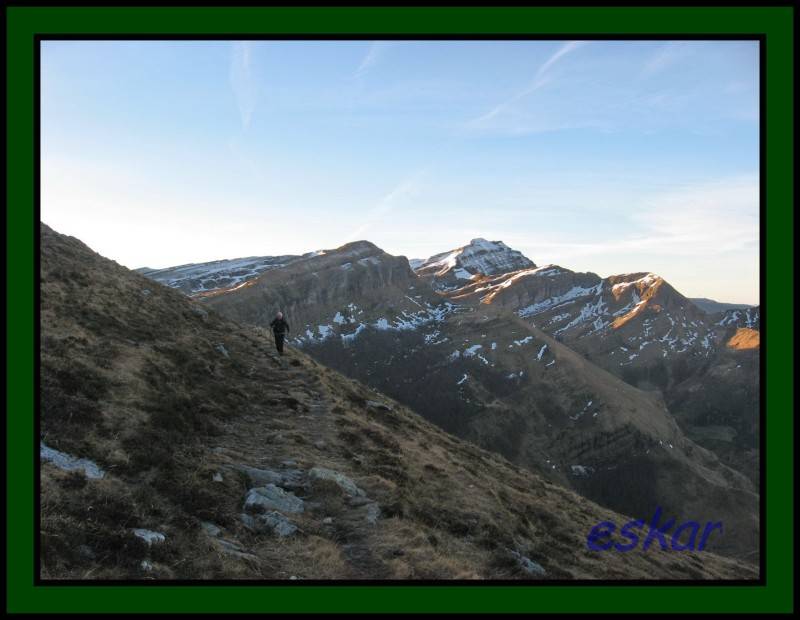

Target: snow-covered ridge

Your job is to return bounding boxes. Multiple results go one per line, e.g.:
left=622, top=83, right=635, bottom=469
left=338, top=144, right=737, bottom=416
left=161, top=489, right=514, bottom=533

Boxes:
left=415, top=238, right=536, bottom=279
left=140, top=254, right=300, bottom=295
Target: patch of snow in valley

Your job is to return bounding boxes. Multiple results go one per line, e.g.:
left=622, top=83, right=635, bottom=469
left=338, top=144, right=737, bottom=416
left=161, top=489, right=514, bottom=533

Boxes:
left=536, top=344, right=548, bottom=361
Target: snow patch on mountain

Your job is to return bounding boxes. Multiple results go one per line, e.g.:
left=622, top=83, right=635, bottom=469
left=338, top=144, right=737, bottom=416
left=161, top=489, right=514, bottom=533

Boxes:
left=517, top=283, right=600, bottom=318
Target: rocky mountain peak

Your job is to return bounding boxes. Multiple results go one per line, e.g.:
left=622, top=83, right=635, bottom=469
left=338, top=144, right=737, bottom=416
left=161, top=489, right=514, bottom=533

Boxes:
left=414, top=238, right=536, bottom=284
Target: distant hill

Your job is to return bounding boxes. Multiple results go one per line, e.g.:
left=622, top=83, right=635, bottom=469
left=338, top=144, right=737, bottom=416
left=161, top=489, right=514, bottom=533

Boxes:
left=690, top=298, right=756, bottom=314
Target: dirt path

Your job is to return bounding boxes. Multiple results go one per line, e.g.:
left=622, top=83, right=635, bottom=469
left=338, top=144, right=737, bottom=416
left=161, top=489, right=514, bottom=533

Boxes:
left=205, top=348, right=391, bottom=579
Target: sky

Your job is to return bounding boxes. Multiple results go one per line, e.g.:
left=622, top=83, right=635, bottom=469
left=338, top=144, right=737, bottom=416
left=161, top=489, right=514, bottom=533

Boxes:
left=41, top=40, right=760, bottom=304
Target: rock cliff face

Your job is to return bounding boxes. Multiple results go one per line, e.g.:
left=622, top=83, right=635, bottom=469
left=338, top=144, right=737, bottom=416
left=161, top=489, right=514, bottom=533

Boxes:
left=201, top=241, right=425, bottom=332
left=39, top=223, right=757, bottom=579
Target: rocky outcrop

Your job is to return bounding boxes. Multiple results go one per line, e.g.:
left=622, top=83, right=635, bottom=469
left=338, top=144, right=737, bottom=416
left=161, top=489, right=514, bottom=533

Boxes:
left=244, top=484, right=305, bottom=514
left=40, top=442, right=105, bottom=479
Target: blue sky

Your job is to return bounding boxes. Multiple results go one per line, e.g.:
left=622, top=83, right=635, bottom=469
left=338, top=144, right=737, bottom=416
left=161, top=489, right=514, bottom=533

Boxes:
left=41, top=40, right=759, bottom=303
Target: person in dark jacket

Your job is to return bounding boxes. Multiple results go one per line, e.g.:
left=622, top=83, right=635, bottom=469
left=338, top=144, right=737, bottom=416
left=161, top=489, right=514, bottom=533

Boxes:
left=270, top=311, right=290, bottom=355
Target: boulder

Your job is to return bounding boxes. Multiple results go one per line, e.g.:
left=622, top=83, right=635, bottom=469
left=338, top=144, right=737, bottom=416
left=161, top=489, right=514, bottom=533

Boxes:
left=363, top=503, right=381, bottom=525
left=244, top=484, right=304, bottom=513
left=132, top=529, right=166, bottom=546
left=230, top=465, right=305, bottom=490
left=510, top=549, right=546, bottom=576
left=200, top=521, right=222, bottom=538
left=308, top=467, right=365, bottom=497
left=367, top=400, right=393, bottom=411
left=40, top=441, right=105, bottom=479
left=240, top=511, right=298, bottom=537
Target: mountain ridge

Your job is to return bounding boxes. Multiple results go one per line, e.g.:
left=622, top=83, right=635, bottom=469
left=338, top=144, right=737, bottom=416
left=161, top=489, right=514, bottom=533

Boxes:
left=39, top=222, right=757, bottom=579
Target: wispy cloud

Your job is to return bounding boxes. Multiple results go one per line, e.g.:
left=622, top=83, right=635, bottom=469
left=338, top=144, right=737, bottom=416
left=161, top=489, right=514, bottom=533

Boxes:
left=346, top=170, right=428, bottom=241
left=537, top=40, right=585, bottom=77
left=230, top=41, right=258, bottom=128
left=354, top=41, right=391, bottom=78
left=641, top=42, right=692, bottom=78
left=510, top=175, right=759, bottom=263
left=468, top=41, right=586, bottom=128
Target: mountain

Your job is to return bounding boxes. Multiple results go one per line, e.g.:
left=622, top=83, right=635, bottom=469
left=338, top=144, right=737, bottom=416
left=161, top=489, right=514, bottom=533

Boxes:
left=690, top=298, right=756, bottom=314
left=195, top=241, right=759, bottom=561
left=414, top=238, right=536, bottom=291
left=136, top=254, right=304, bottom=295
left=39, top=222, right=759, bottom=580
left=426, top=253, right=761, bottom=487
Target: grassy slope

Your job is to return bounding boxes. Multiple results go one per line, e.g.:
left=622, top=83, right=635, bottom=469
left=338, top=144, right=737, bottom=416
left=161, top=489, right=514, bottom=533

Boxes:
left=39, top=224, right=755, bottom=580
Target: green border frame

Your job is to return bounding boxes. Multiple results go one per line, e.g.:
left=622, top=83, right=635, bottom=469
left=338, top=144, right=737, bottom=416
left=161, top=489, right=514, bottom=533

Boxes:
left=7, top=5, right=794, bottom=614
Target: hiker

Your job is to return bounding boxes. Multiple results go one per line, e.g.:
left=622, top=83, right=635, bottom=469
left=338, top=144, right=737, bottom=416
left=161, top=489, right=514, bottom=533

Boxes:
left=270, top=311, right=290, bottom=355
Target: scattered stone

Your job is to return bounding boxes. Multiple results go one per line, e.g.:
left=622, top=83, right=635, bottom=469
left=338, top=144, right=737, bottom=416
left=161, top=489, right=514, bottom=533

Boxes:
left=309, top=467, right=365, bottom=497
left=281, top=460, right=298, bottom=467
left=191, top=306, right=209, bottom=321
left=141, top=289, right=151, bottom=297
left=240, top=511, right=298, bottom=537
left=213, top=537, right=259, bottom=562
left=132, top=529, right=166, bottom=546
left=230, top=465, right=304, bottom=490
left=212, top=472, right=223, bottom=482
left=201, top=522, right=222, bottom=538
left=40, top=442, right=105, bottom=479
left=289, top=575, right=298, bottom=580
left=347, top=495, right=373, bottom=508
left=366, top=400, right=393, bottom=411
left=244, top=484, right=304, bottom=513
left=140, top=560, right=154, bottom=572
left=322, top=517, right=334, bottom=525
left=313, top=440, right=327, bottom=450
left=215, top=343, right=230, bottom=358
left=215, top=538, right=245, bottom=553
left=510, top=549, right=546, bottom=576
left=363, top=503, right=381, bottom=525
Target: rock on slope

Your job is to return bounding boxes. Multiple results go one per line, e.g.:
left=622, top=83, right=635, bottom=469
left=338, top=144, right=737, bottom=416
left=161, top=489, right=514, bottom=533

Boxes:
left=39, top=222, right=755, bottom=580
